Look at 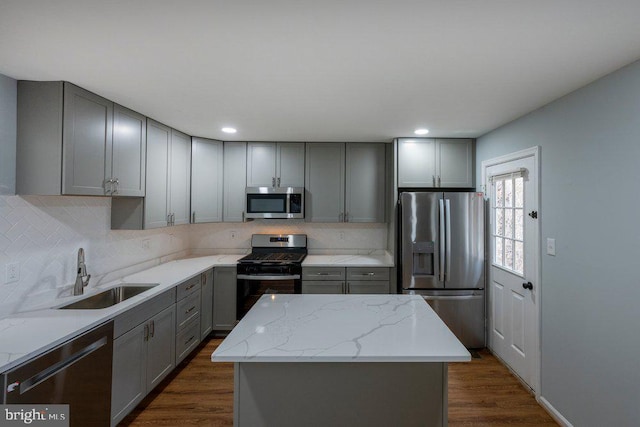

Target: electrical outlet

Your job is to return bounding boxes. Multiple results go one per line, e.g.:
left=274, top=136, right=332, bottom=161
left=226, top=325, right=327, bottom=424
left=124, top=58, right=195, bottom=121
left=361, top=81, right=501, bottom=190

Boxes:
left=230, top=230, right=237, bottom=239
left=142, top=239, right=151, bottom=250
left=339, top=231, right=345, bottom=240
left=6, top=263, right=19, bottom=283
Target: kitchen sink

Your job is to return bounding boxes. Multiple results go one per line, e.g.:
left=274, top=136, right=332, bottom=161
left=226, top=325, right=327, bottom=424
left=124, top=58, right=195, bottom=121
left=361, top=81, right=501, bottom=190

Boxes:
left=58, top=284, right=158, bottom=309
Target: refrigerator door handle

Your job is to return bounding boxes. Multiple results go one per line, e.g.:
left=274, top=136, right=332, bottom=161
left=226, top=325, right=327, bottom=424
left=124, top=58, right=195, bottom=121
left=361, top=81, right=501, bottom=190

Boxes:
left=445, top=198, right=452, bottom=281
left=439, top=199, right=446, bottom=282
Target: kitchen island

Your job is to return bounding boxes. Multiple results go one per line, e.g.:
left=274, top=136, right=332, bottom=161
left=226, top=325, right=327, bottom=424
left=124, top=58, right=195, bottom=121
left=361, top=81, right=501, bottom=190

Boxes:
left=211, top=294, right=470, bottom=427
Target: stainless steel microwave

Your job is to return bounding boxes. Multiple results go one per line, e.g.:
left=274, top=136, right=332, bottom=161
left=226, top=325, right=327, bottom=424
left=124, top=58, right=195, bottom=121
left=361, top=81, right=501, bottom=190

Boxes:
left=245, top=187, right=304, bottom=219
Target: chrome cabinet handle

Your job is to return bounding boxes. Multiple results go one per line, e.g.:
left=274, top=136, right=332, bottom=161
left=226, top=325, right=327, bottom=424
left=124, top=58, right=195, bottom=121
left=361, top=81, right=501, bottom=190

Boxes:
left=277, top=177, right=281, bottom=187
left=272, top=177, right=276, bottom=187
left=437, top=176, right=441, bottom=187
left=185, top=335, right=196, bottom=345
left=185, top=283, right=196, bottom=291
left=359, top=272, right=376, bottom=276
left=167, top=214, right=171, bottom=226
left=315, top=272, right=331, bottom=276
left=432, top=175, right=436, bottom=187
left=185, top=305, right=196, bottom=314
left=150, top=320, right=155, bottom=338
left=105, top=178, right=113, bottom=195
left=144, top=324, right=149, bottom=341
left=113, top=178, right=119, bottom=195
left=192, top=212, right=196, bottom=223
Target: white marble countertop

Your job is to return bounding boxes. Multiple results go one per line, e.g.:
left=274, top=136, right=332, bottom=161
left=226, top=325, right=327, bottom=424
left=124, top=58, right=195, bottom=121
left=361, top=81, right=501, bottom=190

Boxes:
left=0, top=254, right=243, bottom=373
left=302, top=253, right=394, bottom=267
left=211, top=294, right=470, bottom=363
left=0, top=252, right=397, bottom=373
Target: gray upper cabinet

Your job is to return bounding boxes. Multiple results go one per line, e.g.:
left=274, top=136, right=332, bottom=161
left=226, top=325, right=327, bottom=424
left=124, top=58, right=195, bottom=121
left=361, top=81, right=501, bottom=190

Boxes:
left=144, top=120, right=171, bottom=229
left=345, top=143, right=386, bottom=222
left=305, top=143, right=345, bottom=222
left=397, top=137, right=473, bottom=188
left=16, top=81, right=146, bottom=196
left=246, top=142, right=304, bottom=187
left=437, top=138, right=473, bottom=188
left=191, top=138, right=223, bottom=223
left=142, top=120, right=191, bottom=229
left=306, top=142, right=385, bottom=223
left=112, top=105, right=146, bottom=196
left=62, top=83, right=113, bottom=195
left=223, top=142, right=247, bottom=222
left=397, top=138, right=437, bottom=188
left=169, top=129, right=191, bottom=226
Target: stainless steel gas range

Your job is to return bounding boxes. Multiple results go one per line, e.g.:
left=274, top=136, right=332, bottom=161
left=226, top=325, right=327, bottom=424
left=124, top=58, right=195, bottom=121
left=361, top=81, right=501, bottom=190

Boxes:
left=236, top=234, right=307, bottom=319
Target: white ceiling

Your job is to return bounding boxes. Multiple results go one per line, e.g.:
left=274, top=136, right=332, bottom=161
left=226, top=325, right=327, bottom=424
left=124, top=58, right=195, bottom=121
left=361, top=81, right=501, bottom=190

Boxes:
left=2, top=1, right=640, bottom=142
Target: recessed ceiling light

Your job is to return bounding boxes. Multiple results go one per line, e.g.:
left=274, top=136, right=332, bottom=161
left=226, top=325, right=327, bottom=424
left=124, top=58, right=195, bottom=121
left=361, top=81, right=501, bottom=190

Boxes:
left=414, top=128, right=429, bottom=135
left=222, top=127, right=237, bottom=134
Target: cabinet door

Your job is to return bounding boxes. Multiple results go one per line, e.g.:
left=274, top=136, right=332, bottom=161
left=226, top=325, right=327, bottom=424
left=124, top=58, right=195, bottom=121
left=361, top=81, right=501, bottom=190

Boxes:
left=305, top=143, right=345, bottom=222
left=276, top=143, right=305, bottom=187
left=169, top=129, right=192, bottom=225
left=191, top=138, right=223, bottom=223
left=302, top=281, right=345, bottom=294
left=213, top=267, right=237, bottom=330
left=111, top=323, right=146, bottom=426
left=397, top=138, right=437, bottom=188
left=146, top=305, right=176, bottom=391
left=437, top=138, right=473, bottom=188
left=145, top=120, right=170, bottom=228
left=62, top=83, right=113, bottom=195
left=246, top=142, right=276, bottom=187
left=346, top=281, right=390, bottom=294
left=111, top=105, right=146, bottom=197
left=201, top=270, right=214, bottom=339
left=345, top=143, right=385, bottom=222
left=223, top=142, right=247, bottom=222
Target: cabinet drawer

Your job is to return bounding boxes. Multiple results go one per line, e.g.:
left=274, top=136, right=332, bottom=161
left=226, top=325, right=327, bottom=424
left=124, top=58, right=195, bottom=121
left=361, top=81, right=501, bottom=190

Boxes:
left=176, top=290, right=201, bottom=330
left=302, top=267, right=345, bottom=281
left=114, top=288, right=176, bottom=338
left=176, top=316, right=201, bottom=364
left=176, top=275, right=201, bottom=300
left=346, top=267, right=389, bottom=281
left=302, top=281, right=345, bottom=294
left=347, top=281, right=390, bottom=294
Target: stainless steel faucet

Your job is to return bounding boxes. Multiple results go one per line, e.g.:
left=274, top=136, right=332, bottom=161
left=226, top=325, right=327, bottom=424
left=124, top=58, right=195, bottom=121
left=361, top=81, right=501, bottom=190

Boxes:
left=73, top=248, right=91, bottom=296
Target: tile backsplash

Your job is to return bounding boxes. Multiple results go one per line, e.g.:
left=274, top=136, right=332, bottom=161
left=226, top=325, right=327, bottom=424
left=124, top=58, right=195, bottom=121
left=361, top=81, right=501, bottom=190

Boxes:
left=0, top=196, right=388, bottom=317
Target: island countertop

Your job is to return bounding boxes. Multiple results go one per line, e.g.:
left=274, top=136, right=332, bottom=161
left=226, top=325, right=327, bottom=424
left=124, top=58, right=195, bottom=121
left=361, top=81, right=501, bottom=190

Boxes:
left=211, top=294, right=470, bottom=363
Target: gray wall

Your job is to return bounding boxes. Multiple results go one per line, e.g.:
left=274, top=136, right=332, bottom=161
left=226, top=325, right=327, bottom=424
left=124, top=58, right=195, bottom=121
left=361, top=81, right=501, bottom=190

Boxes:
left=0, top=73, right=17, bottom=194
left=476, top=60, right=640, bottom=426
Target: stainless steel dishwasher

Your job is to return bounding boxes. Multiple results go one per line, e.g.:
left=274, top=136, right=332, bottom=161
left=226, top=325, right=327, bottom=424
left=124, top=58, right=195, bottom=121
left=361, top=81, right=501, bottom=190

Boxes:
left=2, top=321, right=114, bottom=426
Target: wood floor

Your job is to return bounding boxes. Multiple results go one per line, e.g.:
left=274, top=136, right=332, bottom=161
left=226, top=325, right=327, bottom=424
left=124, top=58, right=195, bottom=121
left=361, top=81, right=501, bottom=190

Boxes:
left=119, top=338, right=557, bottom=426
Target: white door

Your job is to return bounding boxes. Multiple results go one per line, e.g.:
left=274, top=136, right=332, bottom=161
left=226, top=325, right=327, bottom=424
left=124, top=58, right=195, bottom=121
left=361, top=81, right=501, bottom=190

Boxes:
left=484, top=148, right=539, bottom=391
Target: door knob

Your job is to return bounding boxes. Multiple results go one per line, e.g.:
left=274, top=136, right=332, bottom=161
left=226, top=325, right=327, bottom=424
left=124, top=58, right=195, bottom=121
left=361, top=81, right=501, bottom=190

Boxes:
left=522, top=282, right=533, bottom=290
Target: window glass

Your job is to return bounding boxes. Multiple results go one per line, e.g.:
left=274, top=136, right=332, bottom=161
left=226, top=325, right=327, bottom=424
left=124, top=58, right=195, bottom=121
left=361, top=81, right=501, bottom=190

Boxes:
left=492, top=175, right=524, bottom=275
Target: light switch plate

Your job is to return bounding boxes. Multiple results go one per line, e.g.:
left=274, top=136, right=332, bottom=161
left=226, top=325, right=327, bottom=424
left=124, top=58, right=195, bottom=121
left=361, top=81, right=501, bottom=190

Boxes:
left=546, top=238, right=556, bottom=256
left=6, top=262, right=19, bottom=283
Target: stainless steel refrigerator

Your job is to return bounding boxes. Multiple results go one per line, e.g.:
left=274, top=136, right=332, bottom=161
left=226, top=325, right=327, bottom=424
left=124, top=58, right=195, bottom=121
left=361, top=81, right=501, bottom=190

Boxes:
left=399, top=192, right=485, bottom=348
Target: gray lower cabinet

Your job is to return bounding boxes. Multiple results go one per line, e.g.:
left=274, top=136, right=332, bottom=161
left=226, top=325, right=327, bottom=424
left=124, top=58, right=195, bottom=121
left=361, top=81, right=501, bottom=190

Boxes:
left=223, top=142, right=247, bottom=222
left=201, top=268, right=214, bottom=339
left=302, top=267, right=390, bottom=294
left=16, top=81, right=146, bottom=196
left=191, top=138, right=223, bottom=223
left=175, top=275, right=202, bottom=364
left=111, top=293, right=176, bottom=427
left=302, top=281, right=345, bottom=294
left=213, top=267, right=237, bottom=331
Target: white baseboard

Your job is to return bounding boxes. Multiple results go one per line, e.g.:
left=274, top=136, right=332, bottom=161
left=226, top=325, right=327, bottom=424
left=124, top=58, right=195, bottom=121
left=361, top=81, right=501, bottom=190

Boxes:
left=538, top=396, right=573, bottom=427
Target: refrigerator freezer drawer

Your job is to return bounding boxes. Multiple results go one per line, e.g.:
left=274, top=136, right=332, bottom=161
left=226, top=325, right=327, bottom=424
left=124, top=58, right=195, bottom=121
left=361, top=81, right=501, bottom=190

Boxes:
left=422, top=291, right=485, bottom=349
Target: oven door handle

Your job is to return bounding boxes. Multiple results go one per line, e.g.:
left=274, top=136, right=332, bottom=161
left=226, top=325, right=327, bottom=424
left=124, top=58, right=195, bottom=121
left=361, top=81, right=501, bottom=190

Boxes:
left=237, top=274, right=301, bottom=281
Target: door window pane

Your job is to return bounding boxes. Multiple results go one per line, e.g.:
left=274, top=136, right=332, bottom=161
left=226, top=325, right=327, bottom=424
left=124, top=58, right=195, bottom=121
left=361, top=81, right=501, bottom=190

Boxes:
left=492, top=174, right=525, bottom=276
